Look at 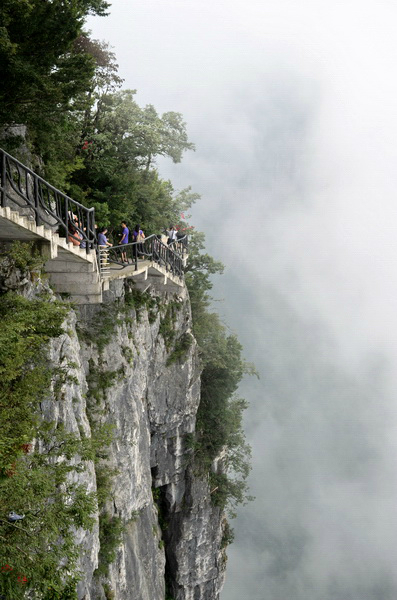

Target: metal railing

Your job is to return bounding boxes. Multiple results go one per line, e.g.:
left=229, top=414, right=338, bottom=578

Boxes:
left=98, top=247, right=111, bottom=276
left=107, top=234, right=187, bottom=279
left=0, top=148, right=96, bottom=254
left=0, top=147, right=188, bottom=280
left=168, top=233, right=189, bottom=259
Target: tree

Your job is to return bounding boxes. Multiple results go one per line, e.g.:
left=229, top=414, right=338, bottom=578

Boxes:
left=0, top=289, right=97, bottom=599
left=183, top=229, right=255, bottom=516
left=0, top=0, right=109, bottom=127
left=78, top=90, right=195, bottom=169
left=184, top=230, right=224, bottom=320
left=69, top=90, right=196, bottom=230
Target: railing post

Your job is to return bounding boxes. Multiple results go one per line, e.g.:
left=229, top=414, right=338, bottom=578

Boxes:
left=34, top=175, right=40, bottom=226
left=97, top=247, right=102, bottom=276
left=92, top=211, right=96, bottom=253
left=87, top=210, right=94, bottom=254
left=86, top=212, right=90, bottom=254
left=0, top=150, right=5, bottom=208
left=64, top=197, right=69, bottom=240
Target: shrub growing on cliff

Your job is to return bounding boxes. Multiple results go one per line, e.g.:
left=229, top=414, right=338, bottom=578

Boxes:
left=166, top=332, right=193, bottom=365
left=186, top=235, right=255, bottom=517
left=0, top=292, right=67, bottom=472
left=4, top=241, right=45, bottom=273
left=96, top=514, right=124, bottom=577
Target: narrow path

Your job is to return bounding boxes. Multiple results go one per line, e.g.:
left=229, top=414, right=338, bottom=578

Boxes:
left=0, top=148, right=187, bottom=304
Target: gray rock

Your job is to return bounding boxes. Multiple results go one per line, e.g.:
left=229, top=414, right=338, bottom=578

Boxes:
left=2, top=267, right=228, bottom=600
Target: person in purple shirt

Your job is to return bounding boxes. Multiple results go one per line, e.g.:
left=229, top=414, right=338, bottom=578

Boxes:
left=98, top=227, right=112, bottom=247
left=120, top=221, right=129, bottom=263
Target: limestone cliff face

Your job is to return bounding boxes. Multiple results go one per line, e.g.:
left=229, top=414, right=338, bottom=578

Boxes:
left=32, top=274, right=227, bottom=600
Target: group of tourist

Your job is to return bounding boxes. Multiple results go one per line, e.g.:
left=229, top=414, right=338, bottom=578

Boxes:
left=69, top=215, right=182, bottom=264
left=98, top=224, right=179, bottom=248
left=98, top=223, right=144, bottom=243
left=97, top=222, right=146, bottom=264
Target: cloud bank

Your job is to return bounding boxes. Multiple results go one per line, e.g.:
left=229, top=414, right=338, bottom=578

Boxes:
left=89, top=1, right=397, bottom=597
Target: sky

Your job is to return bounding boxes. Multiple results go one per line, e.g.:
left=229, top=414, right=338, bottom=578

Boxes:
left=88, top=1, right=397, bottom=598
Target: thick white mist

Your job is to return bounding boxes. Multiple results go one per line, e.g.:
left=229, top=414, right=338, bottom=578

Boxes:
left=88, top=1, right=397, bottom=597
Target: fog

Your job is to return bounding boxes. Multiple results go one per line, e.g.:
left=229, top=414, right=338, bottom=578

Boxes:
left=88, top=1, right=397, bottom=598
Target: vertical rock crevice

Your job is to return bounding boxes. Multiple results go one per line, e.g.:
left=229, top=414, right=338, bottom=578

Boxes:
left=72, top=279, right=227, bottom=600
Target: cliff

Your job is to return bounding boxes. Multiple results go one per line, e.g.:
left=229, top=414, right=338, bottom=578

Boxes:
left=0, top=249, right=228, bottom=600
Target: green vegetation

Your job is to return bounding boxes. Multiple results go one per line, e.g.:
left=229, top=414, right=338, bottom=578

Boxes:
left=96, top=513, right=124, bottom=577
left=221, top=520, right=235, bottom=549
left=0, top=245, right=123, bottom=597
left=84, top=358, right=125, bottom=579
left=83, top=349, right=126, bottom=580
left=86, top=359, right=123, bottom=405
left=103, top=583, right=115, bottom=600
left=76, top=305, right=120, bottom=352
left=92, top=451, right=124, bottom=579
left=0, top=0, right=109, bottom=182
left=0, top=288, right=97, bottom=599
left=5, top=241, right=45, bottom=273
left=158, top=301, right=180, bottom=351
left=185, top=233, right=256, bottom=519
left=166, top=332, right=193, bottom=366
left=0, top=290, right=66, bottom=473
left=152, top=486, right=168, bottom=535
left=124, top=286, right=161, bottom=324
left=1, top=2, right=197, bottom=234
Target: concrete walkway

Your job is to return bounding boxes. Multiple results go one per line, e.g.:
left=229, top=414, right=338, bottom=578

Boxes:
left=106, top=259, right=185, bottom=293
left=0, top=206, right=185, bottom=304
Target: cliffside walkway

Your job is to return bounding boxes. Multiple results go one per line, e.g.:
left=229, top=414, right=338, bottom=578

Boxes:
left=0, top=148, right=187, bottom=304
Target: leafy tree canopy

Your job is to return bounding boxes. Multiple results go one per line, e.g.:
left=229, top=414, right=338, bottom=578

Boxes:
left=0, top=0, right=109, bottom=126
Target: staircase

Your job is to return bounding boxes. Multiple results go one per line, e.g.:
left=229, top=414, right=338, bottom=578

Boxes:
left=0, top=204, right=103, bottom=304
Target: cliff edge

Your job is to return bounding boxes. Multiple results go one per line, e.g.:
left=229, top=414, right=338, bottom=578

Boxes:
left=0, top=247, right=228, bottom=600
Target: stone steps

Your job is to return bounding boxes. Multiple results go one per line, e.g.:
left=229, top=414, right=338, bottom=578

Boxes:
left=0, top=206, right=95, bottom=264
left=0, top=205, right=102, bottom=304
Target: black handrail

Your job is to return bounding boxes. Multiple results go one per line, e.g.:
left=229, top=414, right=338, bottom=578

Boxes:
left=107, top=234, right=185, bottom=279
left=168, top=234, right=188, bottom=258
left=0, top=148, right=96, bottom=254
left=0, top=147, right=188, bottom=281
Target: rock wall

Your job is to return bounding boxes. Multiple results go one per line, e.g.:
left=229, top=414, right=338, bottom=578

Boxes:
left=30, top=272, right=227, bottom=600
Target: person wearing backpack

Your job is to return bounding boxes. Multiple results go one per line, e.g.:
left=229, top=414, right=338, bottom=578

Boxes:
left=133, top=225, right=145, bottom=258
